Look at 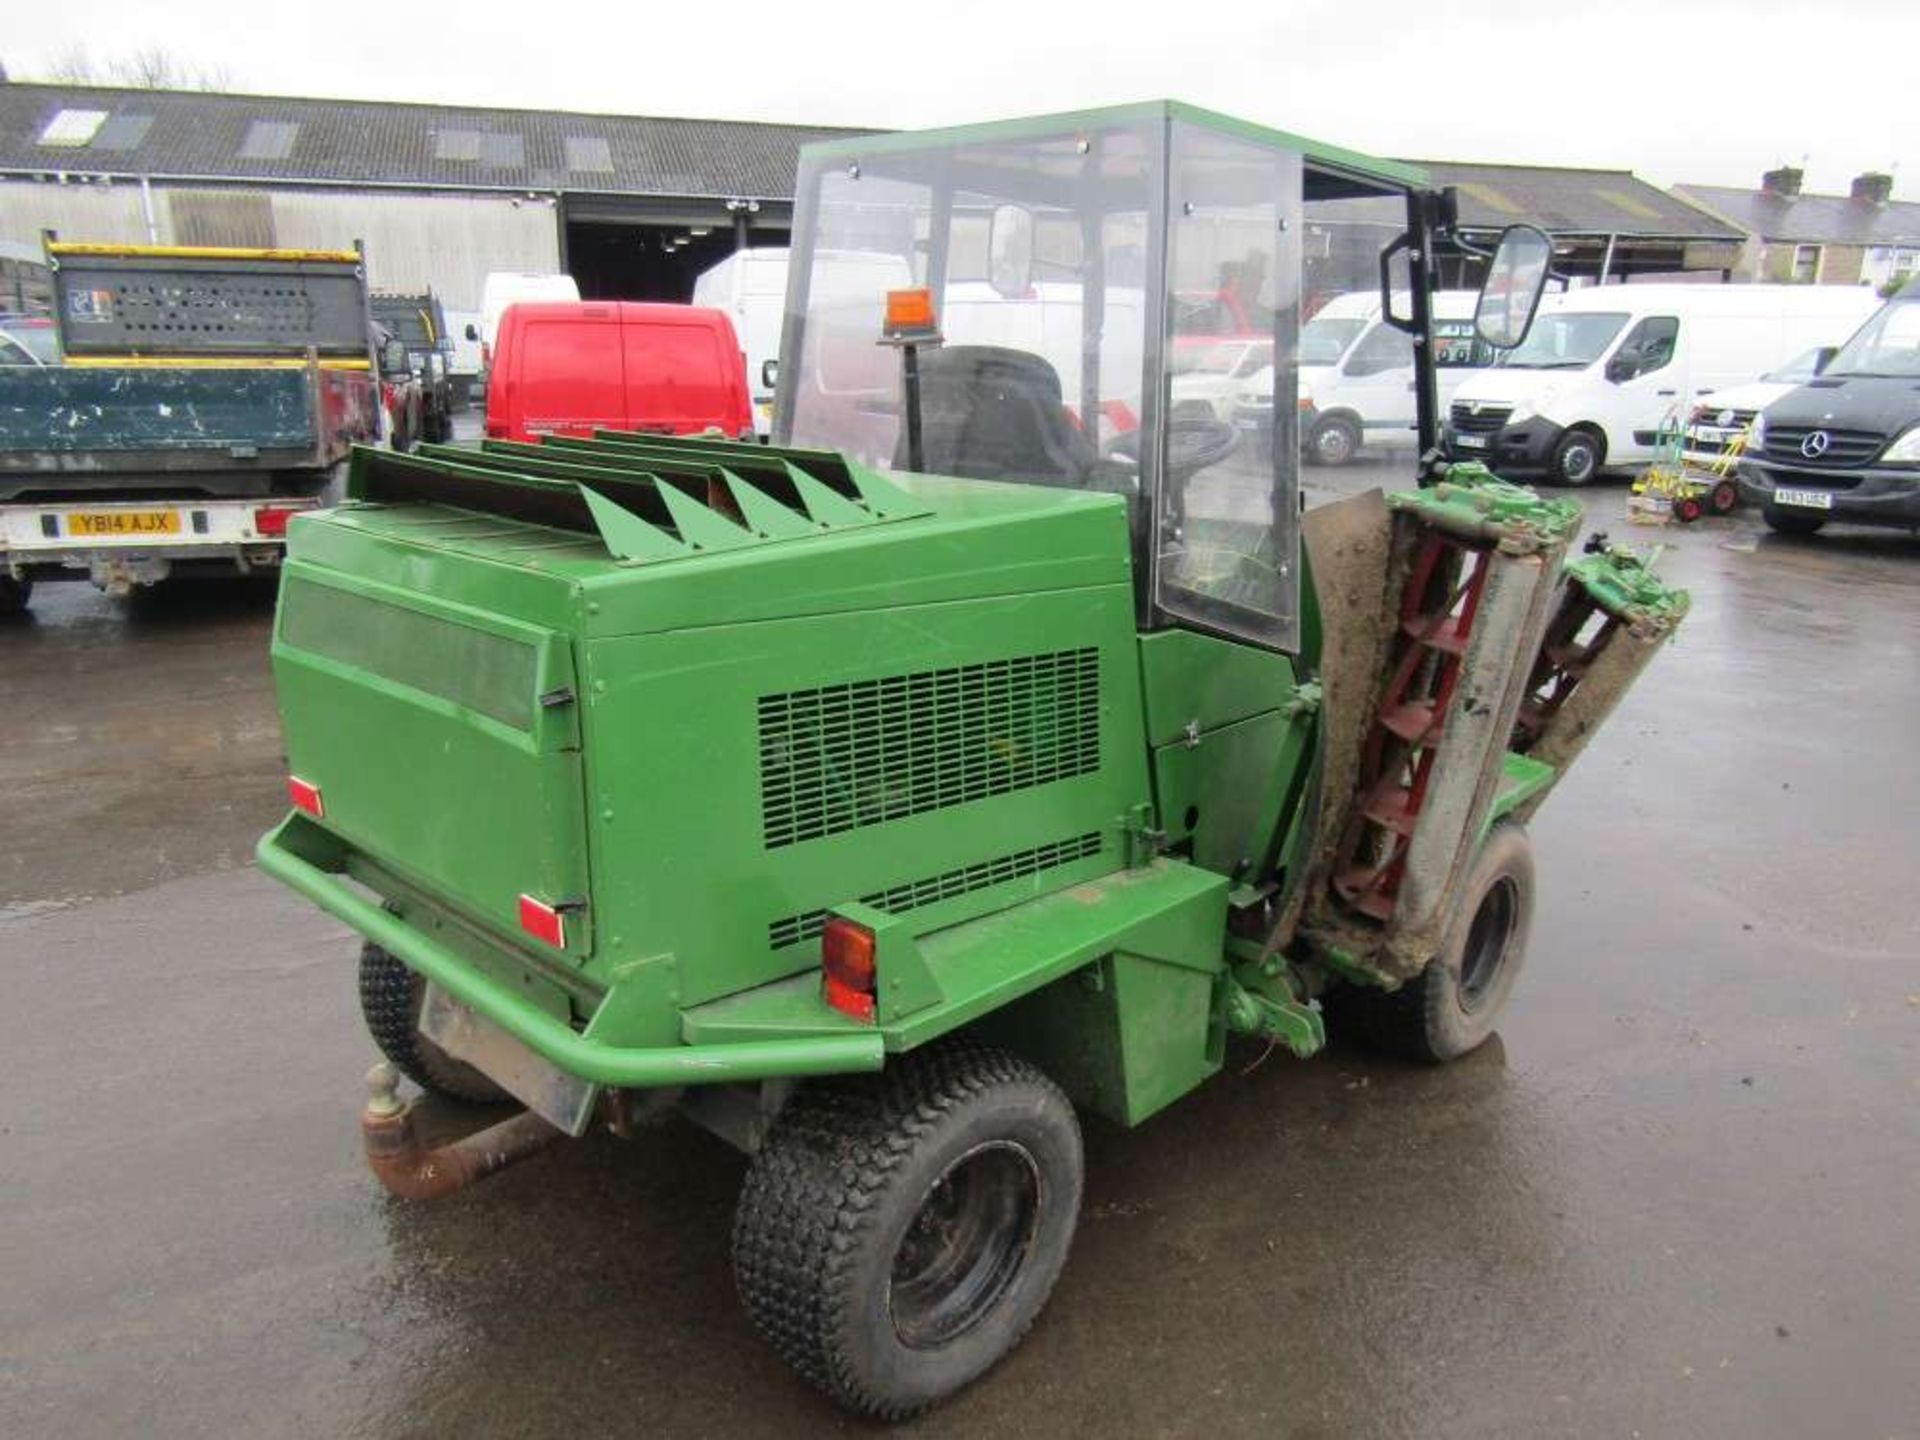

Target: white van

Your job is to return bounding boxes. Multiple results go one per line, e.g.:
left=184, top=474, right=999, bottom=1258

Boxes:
left=1444, top=284, right=1881, bottom=484
left=1227, top=289, right=1489, bottom=464
left=473, top=271, right=581, bottom=374
left=693, top=247, right=790, bottom=436
left=942, top=280, right=1147, bottom=435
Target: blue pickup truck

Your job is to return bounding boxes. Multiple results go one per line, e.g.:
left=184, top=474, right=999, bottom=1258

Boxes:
left=0, top=242, right=384, bottom=611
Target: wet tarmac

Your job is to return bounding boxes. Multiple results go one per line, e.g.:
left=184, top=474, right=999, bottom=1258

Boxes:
left=3, top=479, right=1918, bottom=1438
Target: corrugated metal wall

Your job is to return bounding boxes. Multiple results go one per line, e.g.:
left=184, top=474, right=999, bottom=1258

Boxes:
left=269, top=192, right=561, bottom=310
left=0, top=182, right=154, bottom=246
left=0, top=182, right=561, bottom=312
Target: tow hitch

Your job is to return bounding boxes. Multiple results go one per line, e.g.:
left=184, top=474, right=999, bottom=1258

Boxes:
left=359, top=1062, right=562, bottom=1201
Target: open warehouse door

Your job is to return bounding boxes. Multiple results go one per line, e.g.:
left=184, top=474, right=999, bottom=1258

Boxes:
left=562, top=196, right=791, bottom=302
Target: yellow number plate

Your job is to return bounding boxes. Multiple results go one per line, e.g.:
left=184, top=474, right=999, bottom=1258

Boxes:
left=65, top=510, right=182, bottom=537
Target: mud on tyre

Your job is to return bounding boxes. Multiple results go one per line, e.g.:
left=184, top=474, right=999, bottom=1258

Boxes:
left=1328, top=820, right=1535, bottom=1062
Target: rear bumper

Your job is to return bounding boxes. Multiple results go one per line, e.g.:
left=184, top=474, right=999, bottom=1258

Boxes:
left=1738, top=460, right=1920, bottom=527
left=1, top=497, right=307, bottom=581
left=255, top=815, right=886, bottom=1089
left=1443, top=416, right=1564, bottom=474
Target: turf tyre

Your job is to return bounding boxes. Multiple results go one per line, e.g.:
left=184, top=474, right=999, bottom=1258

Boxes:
left=357, top=943, right=507, bottom=1103
left=733, top=1041, right=1082, bottom=1419
left=1328, top=821, right=1535, bottom=1063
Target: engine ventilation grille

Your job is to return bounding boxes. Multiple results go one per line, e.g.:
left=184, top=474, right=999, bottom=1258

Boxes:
left=758, top=648, right=1101, bottom=850
left=768, top=830, right=1105, bottom=951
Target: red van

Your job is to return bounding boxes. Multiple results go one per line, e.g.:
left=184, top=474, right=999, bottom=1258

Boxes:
left=484, top=302, right=753, bottom=443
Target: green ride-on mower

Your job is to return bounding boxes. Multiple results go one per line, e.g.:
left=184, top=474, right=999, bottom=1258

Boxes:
left=257, top=102, right=1688, bottom=1418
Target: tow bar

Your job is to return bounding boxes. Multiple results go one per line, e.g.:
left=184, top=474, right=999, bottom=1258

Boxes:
left=359, top=1062, right=562, bottom=1201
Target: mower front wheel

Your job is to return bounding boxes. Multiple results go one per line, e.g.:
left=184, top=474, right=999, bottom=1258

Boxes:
left=733, top=1042, right=1082, bottom=1419
left=1329, top=821, right=1535, bottom=1063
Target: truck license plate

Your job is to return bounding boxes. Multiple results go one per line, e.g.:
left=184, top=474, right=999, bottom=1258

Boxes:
left=1452, top=434, right=1487, bottom=450
left=1773, top=487, right=1832, bottom=510
left=66, top=510, right=181, bottom=537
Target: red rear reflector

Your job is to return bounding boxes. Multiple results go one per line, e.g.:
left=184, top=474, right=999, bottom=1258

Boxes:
left=518, top=893, right=567, bottom=949
left=821, top=916, right=877, bottom=1022
left=287, top=775, right=324, bottom=818
left=253, top=505, right=302, bottom=537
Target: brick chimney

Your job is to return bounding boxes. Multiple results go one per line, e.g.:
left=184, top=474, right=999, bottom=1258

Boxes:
left=1761, top=166, right=1804, bottom=198
left=1851, top=172, right=1894, bottom=205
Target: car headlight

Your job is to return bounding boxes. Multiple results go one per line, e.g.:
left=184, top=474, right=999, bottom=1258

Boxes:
left=1881, top=424, right=1920, bottom=464
left=1748, top=414, right=1766, bottom=451
left=1502, top=392, right=1545, bottom=427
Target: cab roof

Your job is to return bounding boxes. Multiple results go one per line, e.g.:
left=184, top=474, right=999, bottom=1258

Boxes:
left=798, top=99, right=1430, bottom=194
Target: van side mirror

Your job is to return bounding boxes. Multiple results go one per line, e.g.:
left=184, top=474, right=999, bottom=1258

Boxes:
left=1605, top=350, right=1637, bottom=383
left=761, top=359, right=779, bottom=390
left=1474, top=224, right=1553, bottom=349
left=1812, top=345, right=1837, bottom=375
left=464, top=323, right=480, bottom=342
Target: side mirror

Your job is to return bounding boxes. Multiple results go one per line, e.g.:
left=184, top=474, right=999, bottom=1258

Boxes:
left=1605, top=351, right=1637, bottom=383
left=464, top=323, right=480, bottom=342
left=761, top=358, right=779, bottom=390
left=1475, top=224, right=1553, bottom=349
left=988, top=203, right=1035, bottom=300
left=1812, top=345, right=1837, bottom=375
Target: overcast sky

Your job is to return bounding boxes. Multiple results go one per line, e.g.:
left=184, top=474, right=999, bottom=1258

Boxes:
left=10, top=0, right=1915, bottom=195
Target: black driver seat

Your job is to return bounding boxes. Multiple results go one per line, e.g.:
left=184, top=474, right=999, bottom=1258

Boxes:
left=893, top=345, right=1099, bottom=485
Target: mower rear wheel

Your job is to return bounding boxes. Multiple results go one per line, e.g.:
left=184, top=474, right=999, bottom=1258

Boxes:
left=733, top=1042, right=1082, bottom=1419
left=1329, top=821, right=1535, bottom=1063
left=1710, top=478, right=1739, bottom=514
left=357, top=943, right=507, bottom=1104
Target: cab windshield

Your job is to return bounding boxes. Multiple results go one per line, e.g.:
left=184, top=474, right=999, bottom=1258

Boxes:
left=1499, top=311, right=1628, bottom=369
left=776, top=105, right=1419, bottom=653
left=1823, top=295, right=1920, bottom=379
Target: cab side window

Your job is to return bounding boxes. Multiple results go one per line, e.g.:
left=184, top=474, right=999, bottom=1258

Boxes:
left=1611, top=315, right=1679, bottom=380
left=1342, top=322, right=1414, bottom=377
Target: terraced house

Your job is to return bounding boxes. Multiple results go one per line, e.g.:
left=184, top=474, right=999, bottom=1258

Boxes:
left=1675, top=168, right=1920, bottom=291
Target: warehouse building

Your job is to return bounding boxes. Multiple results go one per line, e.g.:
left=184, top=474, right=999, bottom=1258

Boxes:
left=1417, top=159, right=1744, bottom=283
left=1, top=81, right=1746, bottom=321
left=0, top=82, right=858, bottom=316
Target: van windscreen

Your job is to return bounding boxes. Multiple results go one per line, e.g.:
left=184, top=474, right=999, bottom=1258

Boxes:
left=1300, top=314, right=1366, bottom=365
left=1824, top=296, right=1920, bottom=378
left=1499, top=312, right=1628, bottom=369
